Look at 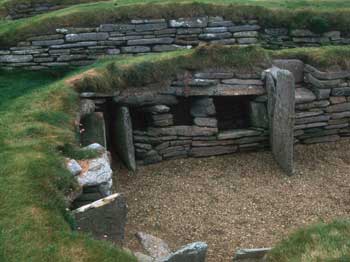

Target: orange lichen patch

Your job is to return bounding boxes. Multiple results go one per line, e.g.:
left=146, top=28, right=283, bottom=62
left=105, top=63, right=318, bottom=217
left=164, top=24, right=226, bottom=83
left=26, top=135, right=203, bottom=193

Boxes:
left=65, top=69, right=99, bottom=87
left=77, top=160, right=90, bottom=174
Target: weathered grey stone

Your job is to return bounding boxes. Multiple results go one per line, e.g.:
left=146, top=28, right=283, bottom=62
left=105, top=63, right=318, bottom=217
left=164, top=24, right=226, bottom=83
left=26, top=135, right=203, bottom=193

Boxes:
left=194, top=72, right=234, bottom=79
left=210, top=38, right=237, bottom=45
left=193, top=117, right=218, bottom=127
left=323, top=31, right=341, bottom=39
left=295, top=88, right=316, bottom=104
left=204, top=27, right=228, bottom=33
left=142, top=105, right=170, bottom=114
left=330, top=96, right=347, bottom=104
left=113, top=106, right=136, bottom=171
left=136, top=232, right=171, bottom=259
left=160, top=145, right=190, bottom=159
left=75, top=193, right=127, bottom=245
left=218, top=129, right=262, bottom=140
left=128, top=38, right=174, bottom=45
left=28, top=34, right=63, bottom=41
left=151, top=114, right=173, bottom=122
left=190, top=145, right=237, bottom=157
left=51, top=41, right=97, bottom=49
left=228, top=25, right=260, bottom=32
left=121, top=46, right=151, bottom=53
left=148, top=126, right=218, bottom=137
left=237, top=38, right=258, bottom=44
left=272, top=59, right=304, bottom=83
left=66, top=159, right=82, bottom=176
left=57, top=54, right=87, bottom=62
left=135, top=143, right=152, bottom=151
left=160, top=242, right=207, bottom=262
left=332, top=87, right=350, bottom=96
left=80, top=112, right=107, bottom=148
left=266, top=68, right=295, bottom=175
left=115, top=93, right=178, bottom=106
left=198, top=32, right=232, bottom=40
left=294, top=122, right=328, bottom=130
left=169, top=17, right=208, bottom=28
left=176, top=28, right=202, bottom=35
left=291, top=29, right=318, bottom=37
left=32, top=39, right=64, bottom=46
left=307, top=73, right=342, bottom=88
left=249, top=102, right=269, bottom=129
left=190, top=97, right=216, bottom=117
left=312, top=88, right=331, bottom=100
left=135, top=23, right=168, bottom=32
left=304, top=64, right=350, bottom=80
left=233, top=248, right=271, bottom=261
left=326, top=102, right=350, bottom=113
left=296, top=100, right=330, bottom=110
left=184, top=79, right=219, bottom=87
left=76, top=144, right=112, bottom=191
left=295, top=111, right=323, bottom=119
left=0, top=55, right=33, bottom=63
left=142, top=150, right=162, bottom=164
left=303, top=135, right=340, bottom=144
left=221, top=79, right=263, bottom=86
left=66, top=33, right=109, bottom=42
left=295, top=115, right=330, bottom=125
left=192, top=140, right=235, bottom=147
left=233, top=31, right=258, bottom=38
left=325, top=123, right=349, bottom=129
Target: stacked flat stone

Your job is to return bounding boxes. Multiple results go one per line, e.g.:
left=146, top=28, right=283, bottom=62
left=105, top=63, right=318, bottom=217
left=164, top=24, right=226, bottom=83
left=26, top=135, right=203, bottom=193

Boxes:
left=294, top=64, right=350, bottom=144
left=6, top=2, right=66, bottom=19
left=1, top=16, right=349, bottom=70
left=129, top=70, right=269, bottom=165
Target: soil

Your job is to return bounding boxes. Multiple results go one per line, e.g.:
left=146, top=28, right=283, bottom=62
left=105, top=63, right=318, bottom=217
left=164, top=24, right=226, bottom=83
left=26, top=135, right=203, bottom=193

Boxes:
left=115, top=139, right=350, bottom=262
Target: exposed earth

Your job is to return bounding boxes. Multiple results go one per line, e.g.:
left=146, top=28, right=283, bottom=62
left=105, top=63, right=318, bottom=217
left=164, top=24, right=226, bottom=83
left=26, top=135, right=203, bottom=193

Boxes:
left=115, top=139, right=350, bottom=261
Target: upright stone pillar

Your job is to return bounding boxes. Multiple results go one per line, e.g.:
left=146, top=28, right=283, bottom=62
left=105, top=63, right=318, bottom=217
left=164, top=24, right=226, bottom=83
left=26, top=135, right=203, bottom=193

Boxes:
left=80, top=112, right=107, bottom=148
left=265, top=67, right=295, bottom=175
left=113, top=106, right=136, bottom=171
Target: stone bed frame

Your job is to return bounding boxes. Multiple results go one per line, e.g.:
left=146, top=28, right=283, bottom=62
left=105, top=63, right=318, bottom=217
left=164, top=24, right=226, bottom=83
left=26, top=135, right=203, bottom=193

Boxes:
left=1, top=16, right=350, bottom=70
left=79, top=59, right=350, bottom=175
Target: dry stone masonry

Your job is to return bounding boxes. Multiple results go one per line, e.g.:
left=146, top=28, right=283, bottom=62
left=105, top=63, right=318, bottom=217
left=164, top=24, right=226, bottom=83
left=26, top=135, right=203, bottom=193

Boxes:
left=79, top=59, right=350, bottom=174
left=1, top=16, right=350, bottom=69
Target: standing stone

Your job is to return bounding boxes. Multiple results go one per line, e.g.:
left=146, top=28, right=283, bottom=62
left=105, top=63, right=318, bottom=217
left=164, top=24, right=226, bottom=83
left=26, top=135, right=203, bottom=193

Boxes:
left=265, top=68, right=295, bottom=175
left=113, top=106, right=136, bottom=171
left=80, top=112, right=107, bottom=148
left=74, top=194, right=127, bottom=246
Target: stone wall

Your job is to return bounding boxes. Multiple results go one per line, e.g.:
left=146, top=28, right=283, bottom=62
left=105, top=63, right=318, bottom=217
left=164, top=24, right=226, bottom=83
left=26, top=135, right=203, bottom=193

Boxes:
left=1, top=16, right=350, bottom=70
left=4, top=2, right=67, bottom=19
left=85, top=61, right=350, bottom=166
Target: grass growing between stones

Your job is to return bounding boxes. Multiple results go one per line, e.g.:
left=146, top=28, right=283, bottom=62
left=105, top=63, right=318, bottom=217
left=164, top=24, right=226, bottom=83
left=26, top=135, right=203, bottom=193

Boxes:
left=0, top=70, right=136, bottom=262
left=2, top=0, right=350, bottom=46
left=72, top=45, right=350, bottom=93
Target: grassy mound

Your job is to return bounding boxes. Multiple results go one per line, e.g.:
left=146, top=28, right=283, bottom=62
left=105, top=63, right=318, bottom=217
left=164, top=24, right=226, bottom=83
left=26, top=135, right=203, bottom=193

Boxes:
left=1, top=44, right=350, bottom=261
left=268, top=220, right=350, bottom=262
left=0, top=69, right=136, bottom=262
left=1, top=0, right=350, bottom=46
left=72, top=45, right=350, bottom=93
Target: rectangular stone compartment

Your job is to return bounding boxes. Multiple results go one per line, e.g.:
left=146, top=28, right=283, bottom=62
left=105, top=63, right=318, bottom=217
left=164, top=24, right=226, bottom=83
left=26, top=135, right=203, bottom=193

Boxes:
left=214, top=96, right=254, bottom=131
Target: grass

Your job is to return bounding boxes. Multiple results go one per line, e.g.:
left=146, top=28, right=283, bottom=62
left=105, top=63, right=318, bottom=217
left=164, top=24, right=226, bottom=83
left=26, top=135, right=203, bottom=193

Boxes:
left=268, top=220, right=350, bottom=262
left=1, top=43, right=350, bottom=261
left=2, top=0, right=350, bottom=46
left=0, top=69, right=136, bottom=262
left=72, top=45, right=350, bottom=94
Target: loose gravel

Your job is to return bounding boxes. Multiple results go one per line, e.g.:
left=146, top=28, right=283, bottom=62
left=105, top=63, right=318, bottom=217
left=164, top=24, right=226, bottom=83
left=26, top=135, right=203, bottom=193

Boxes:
left=116, top=139, right=350, bottom=261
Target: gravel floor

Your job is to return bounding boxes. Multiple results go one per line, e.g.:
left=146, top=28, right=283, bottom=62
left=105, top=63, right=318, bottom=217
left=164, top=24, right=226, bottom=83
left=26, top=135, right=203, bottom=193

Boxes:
left=116, top=139, right=350, bottom=261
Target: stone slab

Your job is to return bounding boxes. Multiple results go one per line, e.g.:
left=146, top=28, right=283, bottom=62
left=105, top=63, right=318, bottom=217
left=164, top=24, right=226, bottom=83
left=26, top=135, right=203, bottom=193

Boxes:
left=113, top=106, right=136, bottom=171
